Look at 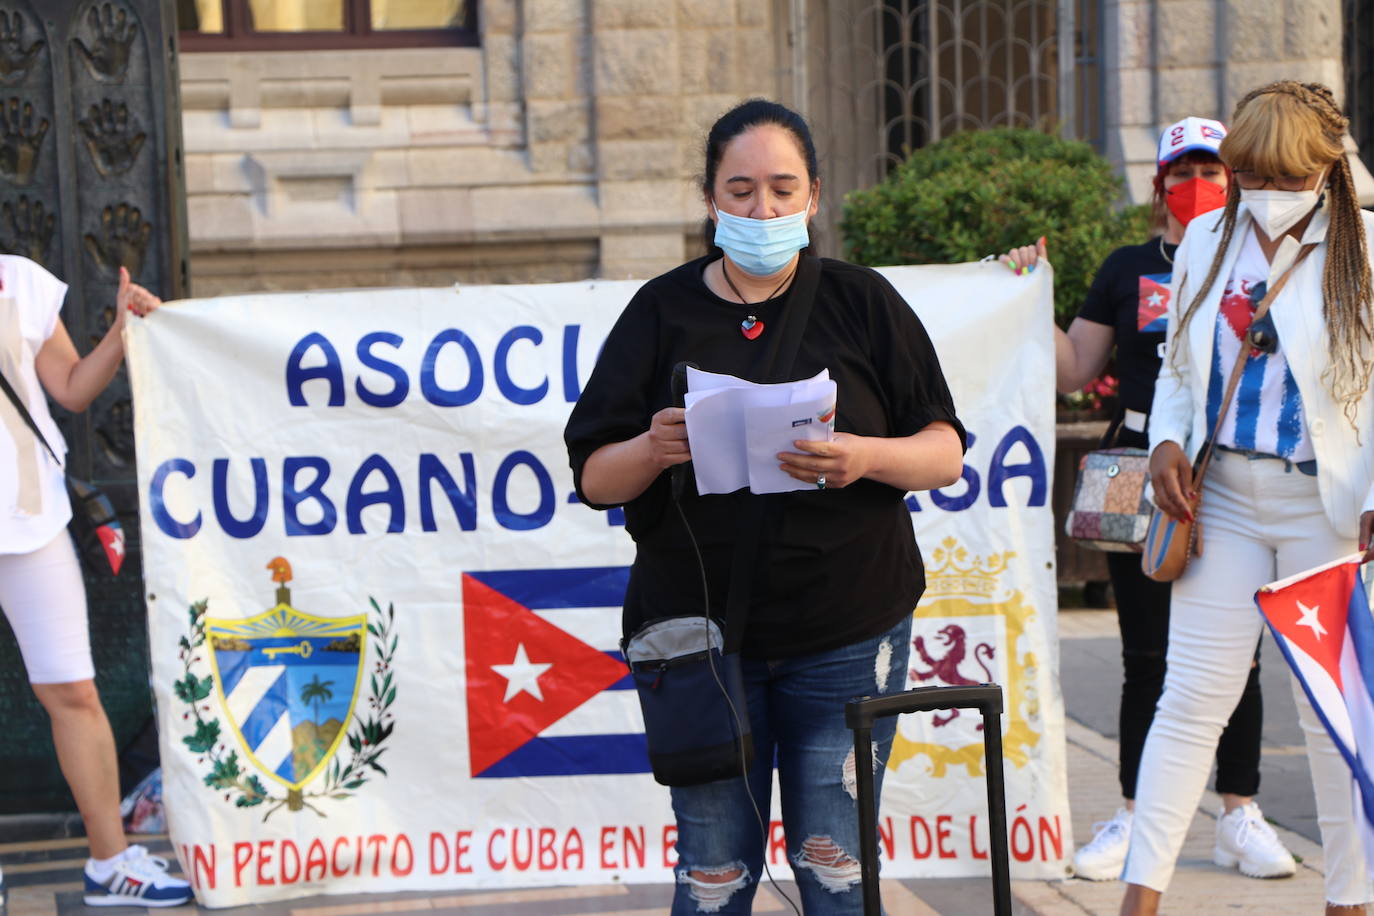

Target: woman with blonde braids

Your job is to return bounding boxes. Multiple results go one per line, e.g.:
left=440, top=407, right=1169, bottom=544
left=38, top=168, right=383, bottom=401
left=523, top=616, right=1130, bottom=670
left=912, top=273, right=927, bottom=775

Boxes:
left=1005, top=118, right=1295, bottom=883
left=1122, top=81, right=1374, bottom=915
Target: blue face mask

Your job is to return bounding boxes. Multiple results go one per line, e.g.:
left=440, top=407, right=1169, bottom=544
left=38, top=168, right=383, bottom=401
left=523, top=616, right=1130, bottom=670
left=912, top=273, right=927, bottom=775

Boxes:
left=711, top=195, right=812, bottom=276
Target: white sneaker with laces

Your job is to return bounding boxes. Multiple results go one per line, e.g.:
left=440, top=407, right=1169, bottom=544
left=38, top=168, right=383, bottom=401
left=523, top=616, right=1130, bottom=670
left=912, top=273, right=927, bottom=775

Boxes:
left=83, top=844, right=193, bottom=907
left=1072, top=807, right=1132, bottom=880
left=1214, top=802, right=1297, bottom=879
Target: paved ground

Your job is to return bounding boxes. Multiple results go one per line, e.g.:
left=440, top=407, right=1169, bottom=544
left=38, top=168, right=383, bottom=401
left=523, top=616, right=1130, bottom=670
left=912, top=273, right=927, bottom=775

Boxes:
left=0, top=610, right=1338, bottom=914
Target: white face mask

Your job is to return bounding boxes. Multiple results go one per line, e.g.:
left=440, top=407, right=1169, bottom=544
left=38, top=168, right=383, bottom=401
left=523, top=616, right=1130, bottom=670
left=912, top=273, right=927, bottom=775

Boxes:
left=1242, top=175, right=1326, bottom=240
left=710, top=195, right=812, bottom=276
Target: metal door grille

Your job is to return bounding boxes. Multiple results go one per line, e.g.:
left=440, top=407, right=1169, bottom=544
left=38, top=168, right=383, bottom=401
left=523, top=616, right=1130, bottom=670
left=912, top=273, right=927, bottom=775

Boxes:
left=793, top=0, right=1102, bottom=254
left=1346, top=0, right=1374, bottom=173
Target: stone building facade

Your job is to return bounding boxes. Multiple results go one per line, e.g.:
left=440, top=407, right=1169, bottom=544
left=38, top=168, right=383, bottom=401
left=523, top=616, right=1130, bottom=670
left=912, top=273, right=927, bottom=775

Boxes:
left=1104, top=0, right=1370, bottom=203
left=180, top=0, right=786, bottom=295
left=177, top=0, right=1373, bottom=296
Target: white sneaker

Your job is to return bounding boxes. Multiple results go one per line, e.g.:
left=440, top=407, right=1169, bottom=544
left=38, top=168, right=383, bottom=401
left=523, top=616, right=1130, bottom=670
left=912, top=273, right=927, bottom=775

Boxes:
left=1072, top=807, right=1132, bottom=880
left=83, top=844, right=193, bottom=907
left=1214, top=802, right=1297, bottom=878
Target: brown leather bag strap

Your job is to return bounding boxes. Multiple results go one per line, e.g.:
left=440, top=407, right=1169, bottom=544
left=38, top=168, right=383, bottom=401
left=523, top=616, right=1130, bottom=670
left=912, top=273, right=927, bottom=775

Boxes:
left=1192, top=241, right=1317, bottom=482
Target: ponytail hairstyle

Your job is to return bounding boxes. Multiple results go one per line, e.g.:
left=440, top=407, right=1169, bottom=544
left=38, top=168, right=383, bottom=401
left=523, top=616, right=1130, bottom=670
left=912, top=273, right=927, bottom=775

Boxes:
left=699, top=99, right=820, bottom=255
left=1171, top=81, right=1373, bottom=431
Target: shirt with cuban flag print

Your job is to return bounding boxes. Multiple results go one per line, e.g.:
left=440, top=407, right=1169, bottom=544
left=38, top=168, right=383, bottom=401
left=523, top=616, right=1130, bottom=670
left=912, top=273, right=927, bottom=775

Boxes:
left=1205, top=226, right=1313, bottom=462
left=1077, top=238, right=1178, bottom=418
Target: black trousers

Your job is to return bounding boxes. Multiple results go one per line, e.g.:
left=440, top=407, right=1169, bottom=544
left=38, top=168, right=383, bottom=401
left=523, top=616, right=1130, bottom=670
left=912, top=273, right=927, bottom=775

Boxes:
left=1106, top=550, right=1263, bottom=799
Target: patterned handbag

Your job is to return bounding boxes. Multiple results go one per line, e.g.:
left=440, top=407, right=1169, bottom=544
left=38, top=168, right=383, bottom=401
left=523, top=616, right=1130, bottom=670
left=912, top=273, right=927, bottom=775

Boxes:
left=1064, top=447, right=1152, bottom=552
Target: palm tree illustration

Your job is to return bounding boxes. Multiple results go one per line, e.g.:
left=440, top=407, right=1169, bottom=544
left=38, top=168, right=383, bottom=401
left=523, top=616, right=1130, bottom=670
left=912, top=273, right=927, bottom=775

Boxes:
left=300, top=674, right=334, bottom=726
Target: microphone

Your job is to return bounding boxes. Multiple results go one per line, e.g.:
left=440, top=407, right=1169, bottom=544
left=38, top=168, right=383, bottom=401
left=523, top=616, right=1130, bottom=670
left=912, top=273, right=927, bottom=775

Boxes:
left=671, top=361, right=694, bottom=407
left=671, top=361, right=697, bottom=500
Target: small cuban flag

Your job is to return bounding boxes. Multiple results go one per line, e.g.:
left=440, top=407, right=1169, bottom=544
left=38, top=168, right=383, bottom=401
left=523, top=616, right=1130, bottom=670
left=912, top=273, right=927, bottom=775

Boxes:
left=1255, top=554, right=1374, bottom=871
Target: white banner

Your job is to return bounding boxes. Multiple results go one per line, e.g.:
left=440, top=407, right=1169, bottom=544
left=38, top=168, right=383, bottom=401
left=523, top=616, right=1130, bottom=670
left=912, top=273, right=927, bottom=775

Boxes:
left=127, top=263, right=1068, bottom=907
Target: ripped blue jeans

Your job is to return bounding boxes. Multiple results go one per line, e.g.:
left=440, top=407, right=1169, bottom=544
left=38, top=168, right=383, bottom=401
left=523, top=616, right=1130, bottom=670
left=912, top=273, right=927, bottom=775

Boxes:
left=669, top=614, right=912, bottom=914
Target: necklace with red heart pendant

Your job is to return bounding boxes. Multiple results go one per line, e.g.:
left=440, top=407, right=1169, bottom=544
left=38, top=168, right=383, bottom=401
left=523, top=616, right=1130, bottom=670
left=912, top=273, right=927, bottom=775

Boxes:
left=720, top=259, right=794, bottom=340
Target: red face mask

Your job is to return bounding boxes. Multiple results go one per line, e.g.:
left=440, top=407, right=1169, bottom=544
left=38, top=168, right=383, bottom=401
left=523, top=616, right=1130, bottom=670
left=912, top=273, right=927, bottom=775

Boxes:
left=1165, top=177, right=1228, bottom=226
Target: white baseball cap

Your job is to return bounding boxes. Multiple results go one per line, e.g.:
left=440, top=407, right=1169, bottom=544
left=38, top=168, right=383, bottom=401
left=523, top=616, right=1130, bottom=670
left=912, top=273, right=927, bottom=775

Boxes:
left=1157, top=116, right=1227, bottom=166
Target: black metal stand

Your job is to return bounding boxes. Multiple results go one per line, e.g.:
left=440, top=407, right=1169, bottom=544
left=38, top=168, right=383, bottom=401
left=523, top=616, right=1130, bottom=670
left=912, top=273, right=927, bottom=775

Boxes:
left=845, top=684, right=1012, bottom=916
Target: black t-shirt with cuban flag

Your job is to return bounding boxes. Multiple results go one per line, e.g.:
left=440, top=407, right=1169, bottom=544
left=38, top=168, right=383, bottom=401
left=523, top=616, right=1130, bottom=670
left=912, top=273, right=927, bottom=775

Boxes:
left=1076, top=238, right=1178, bottom=417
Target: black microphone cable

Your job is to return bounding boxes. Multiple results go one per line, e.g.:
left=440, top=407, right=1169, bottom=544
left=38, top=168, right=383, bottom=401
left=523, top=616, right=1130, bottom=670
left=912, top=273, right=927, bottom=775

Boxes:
left=669, top=361, right=801, bottom=915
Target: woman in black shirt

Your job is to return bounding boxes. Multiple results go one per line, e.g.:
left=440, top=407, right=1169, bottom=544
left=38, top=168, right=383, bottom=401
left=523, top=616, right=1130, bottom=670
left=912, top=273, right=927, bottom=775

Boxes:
left=565, top=100, right=965, bottom=913
left=1004, top=117, right=1294, bottom=882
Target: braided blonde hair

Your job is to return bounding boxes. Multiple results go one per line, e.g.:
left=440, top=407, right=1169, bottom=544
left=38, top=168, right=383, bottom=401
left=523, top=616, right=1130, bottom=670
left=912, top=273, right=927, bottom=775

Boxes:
left=1172, top=81, right=1373, bottom=430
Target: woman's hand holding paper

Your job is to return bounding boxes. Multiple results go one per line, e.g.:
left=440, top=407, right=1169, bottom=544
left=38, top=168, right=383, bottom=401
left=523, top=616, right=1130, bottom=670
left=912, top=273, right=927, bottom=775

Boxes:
left=777, top=434, right=868, bottom=489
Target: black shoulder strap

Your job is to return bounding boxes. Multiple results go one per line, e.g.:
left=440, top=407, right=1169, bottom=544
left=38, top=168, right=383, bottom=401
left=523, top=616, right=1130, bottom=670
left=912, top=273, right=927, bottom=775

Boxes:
left=758, top=253, right=821, bottom=382
left=723, top=254, right=823, bottom=654
left=1100, top=410, right=1124, bottom=449
left=0, top=365, right=62, bottom=466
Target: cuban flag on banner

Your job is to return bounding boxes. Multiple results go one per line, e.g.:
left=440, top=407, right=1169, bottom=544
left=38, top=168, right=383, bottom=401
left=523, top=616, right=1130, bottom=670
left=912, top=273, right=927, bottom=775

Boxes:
left=462, top=566, right=648, bottom=778
left=1255, top=554, right=1374, bottom=871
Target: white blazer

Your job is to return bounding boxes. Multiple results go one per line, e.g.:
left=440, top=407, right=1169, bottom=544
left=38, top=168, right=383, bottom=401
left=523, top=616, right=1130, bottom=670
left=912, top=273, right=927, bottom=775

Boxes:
left=1149, top=202, right=1374, bottom=539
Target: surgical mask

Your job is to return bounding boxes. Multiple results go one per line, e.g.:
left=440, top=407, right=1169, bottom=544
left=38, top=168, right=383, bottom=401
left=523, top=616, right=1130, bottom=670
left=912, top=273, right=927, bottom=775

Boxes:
left=1165, top=177, right=1227, bottom=227
left=1242, top=176, right=1326, bottom=239
left=710, top=196, right=812, bottom=276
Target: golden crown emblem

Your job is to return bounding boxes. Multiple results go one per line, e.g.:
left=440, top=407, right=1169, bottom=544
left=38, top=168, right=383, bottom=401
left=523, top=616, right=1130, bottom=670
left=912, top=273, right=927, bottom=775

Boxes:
left=922, top=536, right=1015, bottom=598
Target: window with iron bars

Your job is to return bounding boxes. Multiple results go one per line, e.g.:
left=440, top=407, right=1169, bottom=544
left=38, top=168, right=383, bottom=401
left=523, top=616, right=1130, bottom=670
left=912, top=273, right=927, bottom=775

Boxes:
left=797, top=0, right=1104, bottom=253
left=873, top=0, right=1103, bottom=176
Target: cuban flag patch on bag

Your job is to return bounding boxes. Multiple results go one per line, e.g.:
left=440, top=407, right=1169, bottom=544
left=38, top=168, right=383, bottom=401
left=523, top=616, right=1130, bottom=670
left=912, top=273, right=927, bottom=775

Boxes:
left=97, top=520, right=125, bottom=575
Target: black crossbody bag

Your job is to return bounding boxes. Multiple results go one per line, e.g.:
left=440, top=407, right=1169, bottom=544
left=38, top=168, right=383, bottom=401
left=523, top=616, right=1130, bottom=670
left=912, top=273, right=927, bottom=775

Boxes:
left=0, top=367, right=125, bottom=575
left=622, top=254, right=821, bottom=787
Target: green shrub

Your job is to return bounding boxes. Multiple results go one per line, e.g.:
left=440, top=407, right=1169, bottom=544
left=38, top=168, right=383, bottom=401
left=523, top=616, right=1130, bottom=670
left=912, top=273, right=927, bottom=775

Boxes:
left=840, top=129, right=1151, bottom=325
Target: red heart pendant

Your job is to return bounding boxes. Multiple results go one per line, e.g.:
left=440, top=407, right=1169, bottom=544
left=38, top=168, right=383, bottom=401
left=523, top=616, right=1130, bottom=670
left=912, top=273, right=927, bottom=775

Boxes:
left=741, top=318, right=765, bottom=340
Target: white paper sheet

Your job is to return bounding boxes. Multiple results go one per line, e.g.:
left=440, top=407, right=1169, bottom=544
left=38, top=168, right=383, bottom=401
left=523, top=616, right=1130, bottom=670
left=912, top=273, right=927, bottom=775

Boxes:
left=683, top=368, right=836, bottom=494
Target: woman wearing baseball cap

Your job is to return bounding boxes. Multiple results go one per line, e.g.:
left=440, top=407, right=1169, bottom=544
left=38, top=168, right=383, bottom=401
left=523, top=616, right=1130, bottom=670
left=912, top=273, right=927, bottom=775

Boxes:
left=1003, top=116, right=1296, bottom=883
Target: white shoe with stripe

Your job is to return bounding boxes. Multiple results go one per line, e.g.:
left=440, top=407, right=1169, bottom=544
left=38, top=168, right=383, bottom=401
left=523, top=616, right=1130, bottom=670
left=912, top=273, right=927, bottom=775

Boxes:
left=83, top=844, right=193, bottom=907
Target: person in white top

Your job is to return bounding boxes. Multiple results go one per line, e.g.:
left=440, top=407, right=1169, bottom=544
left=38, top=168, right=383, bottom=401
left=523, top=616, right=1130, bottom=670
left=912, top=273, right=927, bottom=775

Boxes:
left=1122, top=82, right=1374, bottom=916
left=1003, top=116, right=1296, bottom=885
left=0, top=256, right=192, bottom=908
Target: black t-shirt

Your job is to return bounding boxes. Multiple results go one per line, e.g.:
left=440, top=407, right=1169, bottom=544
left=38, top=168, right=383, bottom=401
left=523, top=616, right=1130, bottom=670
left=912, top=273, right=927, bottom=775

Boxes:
left=564, top=255, right=965, bottom=658
left=1076, top=238, right=1178, bottom=416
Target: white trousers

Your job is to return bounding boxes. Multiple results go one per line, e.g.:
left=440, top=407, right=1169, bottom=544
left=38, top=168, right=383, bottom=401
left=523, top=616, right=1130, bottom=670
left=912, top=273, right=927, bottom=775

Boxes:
left=1123, top=450, right=1374, bottom=905
left=0, top=531, right=93, bottom=684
